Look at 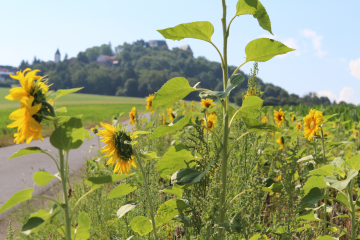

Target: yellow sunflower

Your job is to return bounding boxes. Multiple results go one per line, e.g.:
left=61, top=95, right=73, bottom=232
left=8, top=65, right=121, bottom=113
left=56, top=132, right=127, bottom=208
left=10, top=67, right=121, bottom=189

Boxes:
left=200, top=99, right=216, bottom=108
left=97, top=122, right=137, bottom=174
left=191, top=100, right=195, bottom=107
left=129, top=107, right=137, bottom=125
left=203, top=113, right=217, bottom=133
left=303, top=109, right=324, bottom=141
left=7, top=96, right=43, bottom=144
left=353, top=130, right=359, bottom=140
left=145, top=94, right=155, bottom=114
left=262, top=116, right=268, bottom=123
left=274, top=108, right=285, bottom=127
left=276, top=136, right=284, bottom=150
left=295, top=121, right=302, bottom=132
left=5, top=68, right=48, bottom=101
left=167, top=108, right=175, bottom=122
left=161, top=111, right=166, bottom=125
left=323, top=132, right=329, bottom=137
left=182, top=100, right=186, bottom=107
left=291, top=114, right=296, bottom=121
left=182, top=109, right=186, bottom=115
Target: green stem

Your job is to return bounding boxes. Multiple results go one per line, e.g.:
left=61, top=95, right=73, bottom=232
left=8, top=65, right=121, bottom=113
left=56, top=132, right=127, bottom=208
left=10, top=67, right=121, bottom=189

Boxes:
left=231, top=61, right=247, bottom=77
left=348, top=180, right=356, bottom=240
left=133, top=147, right=158, bottom=240
left=59, top=149, right=71, bottom=240
left=32, top=196, right=62, bottom=206
left=40, top=100, right=56, bottom=117
left=320, top=130, right=327, bottom=235
left=219, top=0, right=229, bottom=238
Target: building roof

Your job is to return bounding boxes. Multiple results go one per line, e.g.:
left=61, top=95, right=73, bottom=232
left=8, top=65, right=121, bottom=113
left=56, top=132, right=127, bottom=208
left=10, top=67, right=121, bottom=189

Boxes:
left=55, top=49, right=60, bottom=55
left=100, top=55, right=115, bottom=60
left=179, top=45, right=192, bottom=53
left=148, top=40, right=167, bottom=48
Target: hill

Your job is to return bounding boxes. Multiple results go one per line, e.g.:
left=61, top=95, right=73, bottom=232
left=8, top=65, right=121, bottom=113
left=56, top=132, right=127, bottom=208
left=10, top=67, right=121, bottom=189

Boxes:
left=14, top=40, right=333, bottom=106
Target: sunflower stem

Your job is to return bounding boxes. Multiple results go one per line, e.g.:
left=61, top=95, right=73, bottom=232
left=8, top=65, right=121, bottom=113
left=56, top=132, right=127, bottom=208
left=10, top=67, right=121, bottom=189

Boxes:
left=219, top=0, right=229, bottom=238
left=320, top=129, right=327, bottom=235
left=133, top=146, right=158, bottom=240
left=59, top=149, right=72, bottom=240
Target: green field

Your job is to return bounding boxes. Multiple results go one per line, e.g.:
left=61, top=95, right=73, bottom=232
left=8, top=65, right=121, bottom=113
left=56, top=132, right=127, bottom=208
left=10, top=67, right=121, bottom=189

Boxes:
left=0, top=87, right=145, bottom=146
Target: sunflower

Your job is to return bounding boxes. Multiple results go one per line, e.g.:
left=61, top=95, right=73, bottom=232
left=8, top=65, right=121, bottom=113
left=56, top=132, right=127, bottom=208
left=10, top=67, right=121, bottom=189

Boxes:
left=182, top=109, right=186, bottom=115
left=5, top=68, right=48, bottom=101
left=167, top=108, right=175, bottom=122
left=97, top=122, right=137, bottom=174
left=276, top=136, right=284, bottom=150
left=291, top=114, right=296, bottom=121
left=274, top=108, right=285, bottom=127
left=333, top=123, right=338, bottom=129
left=303, top=109, right=324, bottom=141
left=295, top=121, right=302, bottom=132
left=203, top=112, right=217, bottom=133
left=145, top=94, right=155, bottom=114
left=323, top=132, right=329, bottom=137
left=161, top=111, right=166, bottom=125
left=353, top=130, right=359, bottom=140
left=182, top=100, right=186, bottom=107
left=200, top=99, right=216, bottom=108
left=129, top=107, right=137, bottom=125
left=262, top=116, right=268, bottom=124
left=7, top=96, right=43, bottom=144
left=191, top=100, right=195, bottom=107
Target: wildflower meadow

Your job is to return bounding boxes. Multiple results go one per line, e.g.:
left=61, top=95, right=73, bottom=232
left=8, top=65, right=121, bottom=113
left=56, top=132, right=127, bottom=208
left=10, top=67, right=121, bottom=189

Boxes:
left=2, top=1, right=360, bottom=240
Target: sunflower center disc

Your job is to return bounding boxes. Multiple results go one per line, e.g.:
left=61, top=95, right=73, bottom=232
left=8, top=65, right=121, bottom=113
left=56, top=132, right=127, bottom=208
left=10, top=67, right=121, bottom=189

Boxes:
left=310, top=120, right=315, bottom=130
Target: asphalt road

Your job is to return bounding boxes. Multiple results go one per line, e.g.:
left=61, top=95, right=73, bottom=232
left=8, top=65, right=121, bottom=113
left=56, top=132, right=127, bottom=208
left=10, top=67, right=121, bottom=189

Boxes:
left=0, top=113, right=151, bottom=221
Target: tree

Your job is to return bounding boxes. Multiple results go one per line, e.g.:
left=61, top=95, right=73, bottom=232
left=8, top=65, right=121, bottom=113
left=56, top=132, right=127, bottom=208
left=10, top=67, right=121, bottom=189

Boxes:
left=85, top=46, right=100, bottom=61
left=100, top=44, right=113, bottom=56
left=124, top=78, right=138, bottom=97
left=77, top=52, right=89, bottom=64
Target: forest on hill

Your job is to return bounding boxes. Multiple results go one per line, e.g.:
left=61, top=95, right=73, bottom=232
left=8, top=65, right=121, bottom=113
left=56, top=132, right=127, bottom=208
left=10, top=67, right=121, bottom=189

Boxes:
left=16, top=40, right=334, bottom=106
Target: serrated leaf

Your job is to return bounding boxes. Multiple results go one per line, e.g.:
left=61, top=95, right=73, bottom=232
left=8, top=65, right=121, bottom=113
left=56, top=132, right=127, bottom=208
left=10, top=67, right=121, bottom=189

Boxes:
left=242, top=117, right=283, bottom=133
left=75, top=212, right=90, bottom=240
left=130, top=216, right=153, bottom=236
left=152, top=78, right=204, bottom=108
left=157, top=144, right=196, bottom=178
left=22, top=217, right=45, bottom=233
left=149, top=112, right=193, bottom=140
left=157, top=21, right=214, bottom=42
left=303, top=176, right=327, bottom=195
left=107, top=183, right=137, bottom=199
left=232, top=96, right=263, bottom=120
left=308, top=165, right=334, bottom=176
left=172, top=161, right=215, bottom=186
left=50, top=116, right=84, bottom=151
left=236, top=0, right=272, bottom=34
left=296, top=210, right=320, bottom=224
left=33, top=171, right=56, bottom=186
left=8, top=147, right=48, bottom=160
left=155, top=199, right=190, bottom=227
left=245, top=38, right=295, bottom=63
left=199, top=74, right=245, bottom=99
left=325, top=169, right=358, bottom=191
left=55, top=87, right=83, bottom=101
left=0, top=189, right=33, bottom=214
left=300, top=187, right=325, bottom=209
left=345, top=154, right=360, bottom=171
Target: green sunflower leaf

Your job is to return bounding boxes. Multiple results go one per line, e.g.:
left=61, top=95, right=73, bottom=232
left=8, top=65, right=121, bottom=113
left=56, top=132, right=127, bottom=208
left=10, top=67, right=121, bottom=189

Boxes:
left=155, top=199, right=191, bottom=227
left=33, top=171, right=57, bottom=186
left=54, top=87, right=83, bottom=101
left=0, top=189, right=33, bottom=214
left=8, top=147, right=49, bottom=160
left=75, top=212, right=91, bottom=240
left=130, top=216, right=153, bottom=236
left=242, top=117, right=283, bottom=133
left=107, top=183, right=137, bottom=199
left=199, top=74, right=245, bottom=99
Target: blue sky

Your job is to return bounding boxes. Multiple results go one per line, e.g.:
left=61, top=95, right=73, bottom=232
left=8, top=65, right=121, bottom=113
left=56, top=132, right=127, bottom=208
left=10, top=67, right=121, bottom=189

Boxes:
left=1, top=1, right=359, bottom=104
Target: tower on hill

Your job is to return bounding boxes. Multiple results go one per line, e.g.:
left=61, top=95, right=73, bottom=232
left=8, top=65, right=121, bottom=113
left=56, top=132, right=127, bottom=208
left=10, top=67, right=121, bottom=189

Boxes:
left=55, top=49, right=61, bottom=63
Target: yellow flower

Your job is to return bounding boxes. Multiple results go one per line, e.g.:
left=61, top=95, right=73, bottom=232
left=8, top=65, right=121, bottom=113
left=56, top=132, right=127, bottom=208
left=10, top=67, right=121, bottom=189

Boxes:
left=303, top=109, right=324, bottom=141
left=167, top=108, right=175, bottom=122
left=7, top=96, right=43, bottom=144
left=200, top=99, right=215, bottom=108
left=48, top=99, right=54, bottom=105
left=182, top=100, right=186, bottom=107
left=276, top=136, right=284, bottom=150
left=5, top=68, right=48, bottom=101
left=353, top=130, right=359, bottom=134
left=333, top=123, right=338, bottom=128
left=145, top=94, right=155, bottom=114
left=323, top=132, right=329, bottom=137
left=262, top=116, right=268, bottom=123
left=203, top=113, right=217, bottom=133
left=291, top=114, right=296, bottom=121
left=190, top=108, right=194, bottom=112
left=182, top=109, right=186, bottom=115
left=276, top=173, right=282, bottom=182
left=353, top=130, right=358, bottom=140
left=129, top=107, right=137, bottom=125
left=161, top=111, right=166, bottom=125
left=295, top=121, right=302, bottom=132
left=97, top=122, right=137, bottom=175
left=191, top=100, right=195, bottom=107
left=274, top=108, right=285, bottom=127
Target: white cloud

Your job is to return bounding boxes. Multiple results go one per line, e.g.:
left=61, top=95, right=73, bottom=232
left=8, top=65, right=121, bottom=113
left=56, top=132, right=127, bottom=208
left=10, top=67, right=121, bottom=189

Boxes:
left=301, top=29, right=327, bottom=57
left=316, top=87, right=358, bottom=105
left=349, top=58, right=360, bottom=79
left=338, top=87, right=358, bottom=104
left=339, top=57, right=347, bottom=63
left=316, top=90, right=337, bottom=102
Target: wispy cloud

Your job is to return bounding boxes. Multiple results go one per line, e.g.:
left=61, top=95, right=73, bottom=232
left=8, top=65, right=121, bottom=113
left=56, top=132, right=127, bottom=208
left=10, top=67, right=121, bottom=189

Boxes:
left=349, top=58, right=360, bottom=79
left=300, top=29, right=327, bottom=58
left=317, top=87, right=359, bottom=105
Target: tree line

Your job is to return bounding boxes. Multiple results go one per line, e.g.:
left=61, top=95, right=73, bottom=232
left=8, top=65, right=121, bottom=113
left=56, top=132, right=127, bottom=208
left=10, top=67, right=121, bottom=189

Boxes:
left=16, top=39, right=335, bottom=106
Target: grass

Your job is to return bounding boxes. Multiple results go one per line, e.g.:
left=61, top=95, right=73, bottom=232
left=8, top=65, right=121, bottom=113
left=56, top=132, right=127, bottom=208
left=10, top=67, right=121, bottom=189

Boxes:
left=0, top=87, right=146, bottom=147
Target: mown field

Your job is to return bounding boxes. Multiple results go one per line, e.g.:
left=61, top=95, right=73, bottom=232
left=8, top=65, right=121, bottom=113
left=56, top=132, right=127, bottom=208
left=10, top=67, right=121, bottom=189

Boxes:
left=0, top=87, right=145, bottom=147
